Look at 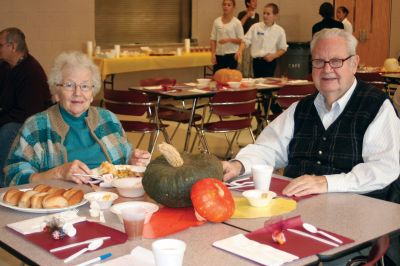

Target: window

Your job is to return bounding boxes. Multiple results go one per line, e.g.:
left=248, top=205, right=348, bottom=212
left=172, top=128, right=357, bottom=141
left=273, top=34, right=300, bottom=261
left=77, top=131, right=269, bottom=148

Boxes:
left=95, top=0, right=191, bottom=46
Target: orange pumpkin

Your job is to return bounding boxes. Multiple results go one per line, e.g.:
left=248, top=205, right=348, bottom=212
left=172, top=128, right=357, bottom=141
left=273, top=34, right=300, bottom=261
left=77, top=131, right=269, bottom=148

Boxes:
left=213, top=68, right=242, bottom=84
left=190, top=178, right=235, bottom=223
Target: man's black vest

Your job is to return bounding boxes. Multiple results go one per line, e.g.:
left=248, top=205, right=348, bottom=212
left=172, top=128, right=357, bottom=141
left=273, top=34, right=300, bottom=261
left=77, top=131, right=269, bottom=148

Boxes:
left=284, top=81, right=388, bottom=178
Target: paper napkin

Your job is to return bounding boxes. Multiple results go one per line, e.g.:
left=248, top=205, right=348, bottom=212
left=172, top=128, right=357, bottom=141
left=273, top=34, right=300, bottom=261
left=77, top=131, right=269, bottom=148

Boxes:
left=7, top=210, right=86, bottom=235
left=213, top=234, right=298, bottom=266
left=142, top=85, right=163, bottom=90
left=97, top=246, right=155, bottom=266
left=232, top=197, right=296, bottom=219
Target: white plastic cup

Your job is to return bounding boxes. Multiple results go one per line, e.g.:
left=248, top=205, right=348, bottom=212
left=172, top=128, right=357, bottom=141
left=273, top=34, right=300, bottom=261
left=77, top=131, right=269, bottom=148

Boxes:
left=184, top=39, right=190, bottom=53
left=86, top=41, right=93, bottom=57
left=176, top=47, right=182, bottom=56
left=251, top=164, right=274, bottom=191
left=121, top=207, right=147, bottom=240
left=95, top=46, right=101, bottom=55
left=114, top=44, right=121, bottom=58
left=152, top=239, right=186, bottom=266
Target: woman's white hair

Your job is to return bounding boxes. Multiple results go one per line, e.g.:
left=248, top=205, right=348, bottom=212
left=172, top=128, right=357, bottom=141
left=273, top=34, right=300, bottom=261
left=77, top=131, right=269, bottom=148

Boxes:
left=310, top=28, right=358, bottom=56
left=47, top=51, right=101, bottom=97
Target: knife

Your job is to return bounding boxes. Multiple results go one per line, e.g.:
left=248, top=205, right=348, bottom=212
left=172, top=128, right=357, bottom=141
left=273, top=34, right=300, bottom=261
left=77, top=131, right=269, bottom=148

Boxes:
left=287, top=229, right=339, bottom=247
left=50, top=236, right=111, bottom=252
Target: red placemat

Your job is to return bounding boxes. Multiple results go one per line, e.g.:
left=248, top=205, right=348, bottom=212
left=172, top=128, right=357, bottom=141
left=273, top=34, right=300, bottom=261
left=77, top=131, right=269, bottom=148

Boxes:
left=245, top=216, right=354, bottom=258
left=19, top=221, right=127, bottom=259
left=234, top=176, right=315, bottom=201
left=143, top=207, right=205, bottom=239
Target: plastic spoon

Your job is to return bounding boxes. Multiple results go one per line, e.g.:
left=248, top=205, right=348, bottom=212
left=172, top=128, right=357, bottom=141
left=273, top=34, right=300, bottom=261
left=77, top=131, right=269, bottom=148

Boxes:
left=63, top=239, right=104, bottom=263
left=302, top=223, right=343, bottom=244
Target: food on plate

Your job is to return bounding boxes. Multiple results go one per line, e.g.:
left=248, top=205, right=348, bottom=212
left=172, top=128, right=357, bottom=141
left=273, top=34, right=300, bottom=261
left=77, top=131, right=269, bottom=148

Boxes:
left=143, top=143, right=223, bottom=207
left=18, top=190, right=39, bottom=208
left=99, top=161, right=144, bottom=178
left=191, top=178, right=235, bottom=223
left=33, top=184, right=51, bottom=193
left=3, top=188, right=24, bottom=206
left=62, top=188, right=84, bottom=206
left=2, top=185, right=85, bottom=209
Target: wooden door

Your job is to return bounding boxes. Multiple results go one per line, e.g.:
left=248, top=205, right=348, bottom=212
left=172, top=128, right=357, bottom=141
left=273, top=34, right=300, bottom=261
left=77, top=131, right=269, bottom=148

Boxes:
left=334, top=0, right=391, bottom=66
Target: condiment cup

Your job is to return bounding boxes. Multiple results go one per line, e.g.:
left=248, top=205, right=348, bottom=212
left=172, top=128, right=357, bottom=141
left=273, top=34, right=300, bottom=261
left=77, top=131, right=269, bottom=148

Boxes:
left=152, top=239, right=186, bottom=266
left=83, top=191, right=118, bottom=210
left=241, top=78, right=255, bottom=87
left=196, top=78, right=211, bottom=86
left=242, top=190, right=276, bottom=207
left=227, top=81, right=241, bottom=89
left=112, top=177, right=145, bottom=198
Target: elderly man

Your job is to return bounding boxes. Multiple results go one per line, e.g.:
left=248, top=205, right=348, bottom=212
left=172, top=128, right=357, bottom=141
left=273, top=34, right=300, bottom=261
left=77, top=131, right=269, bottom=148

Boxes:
left=0, top=27, right=52, bottom=186
left=223, top=28, right=400, bottom=200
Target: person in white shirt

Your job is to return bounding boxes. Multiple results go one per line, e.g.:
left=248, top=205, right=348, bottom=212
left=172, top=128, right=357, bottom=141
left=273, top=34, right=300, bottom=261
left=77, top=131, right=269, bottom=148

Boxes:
left=236, top=3, right=287, bottom=78
left=223, top=28, right=400, bottom=200
left=210, top=0, right=244, bottom=73
left=336, top=6, right=353, bottom=34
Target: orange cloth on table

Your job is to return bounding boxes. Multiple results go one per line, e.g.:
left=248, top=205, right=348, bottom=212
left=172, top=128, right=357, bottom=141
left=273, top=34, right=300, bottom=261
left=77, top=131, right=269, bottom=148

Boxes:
left=143, top=207, right=205, bottom=238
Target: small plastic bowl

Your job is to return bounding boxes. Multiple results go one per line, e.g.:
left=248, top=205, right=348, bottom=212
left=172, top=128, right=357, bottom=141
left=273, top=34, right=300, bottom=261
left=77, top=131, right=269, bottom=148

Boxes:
left=110, top=201, right=159, bottom=224
left=112, top=177, right=145, bottom=198
left=83, top=191, right=118, bottom=209
left=197, top=78, right=211, bottom=85
left=241, top=78, right=255, bottom=87
left=227, top=81, right=241, bottom=89
left=242, top=190, right=276, bottom=207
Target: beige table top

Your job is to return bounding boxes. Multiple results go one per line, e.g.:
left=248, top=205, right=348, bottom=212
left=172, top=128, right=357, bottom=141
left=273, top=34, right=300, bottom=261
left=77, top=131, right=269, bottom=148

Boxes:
left=227, top=191, right=400, bottom=262
left=0, top=181, right=317, bottom=266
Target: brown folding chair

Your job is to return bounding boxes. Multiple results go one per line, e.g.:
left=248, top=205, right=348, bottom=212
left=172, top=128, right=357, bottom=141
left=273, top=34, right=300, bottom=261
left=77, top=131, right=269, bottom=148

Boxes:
left=346, top=235, right=390, bottom=266
left=140, top=78, right=202, bottom=142
left=266, top=83, right=317, bottom=123
left=195, top=89, right=258, bottom=159
left=103, top=88, right=170, bottom=155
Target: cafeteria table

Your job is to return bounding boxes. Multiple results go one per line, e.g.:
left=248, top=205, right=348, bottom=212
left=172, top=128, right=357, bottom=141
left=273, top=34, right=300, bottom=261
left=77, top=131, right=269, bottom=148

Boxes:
left=226, top=188, right=400, bottom=263
left=129, top=83, right=284, bottom=152
left=0, top=180, right=319, bottom=266
left=93, top=52, right=212, bottom=89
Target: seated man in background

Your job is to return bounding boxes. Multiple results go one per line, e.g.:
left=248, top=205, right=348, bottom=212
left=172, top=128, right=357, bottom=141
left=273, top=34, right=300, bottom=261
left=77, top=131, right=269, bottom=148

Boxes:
left=223, top=28, right=400, bottom=265
left=0, top=27, right=52, bottom=186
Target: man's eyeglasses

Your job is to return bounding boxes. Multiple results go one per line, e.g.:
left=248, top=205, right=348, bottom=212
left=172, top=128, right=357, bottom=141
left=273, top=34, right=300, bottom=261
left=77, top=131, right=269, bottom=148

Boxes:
left=311, top=55, right=354, bottom=69
left=56, top=81, right=94, bottom=92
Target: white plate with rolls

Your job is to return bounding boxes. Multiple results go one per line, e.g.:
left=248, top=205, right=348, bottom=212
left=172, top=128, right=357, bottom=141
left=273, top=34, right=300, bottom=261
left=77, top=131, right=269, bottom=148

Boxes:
left=0, top=185, right=88, bottom=214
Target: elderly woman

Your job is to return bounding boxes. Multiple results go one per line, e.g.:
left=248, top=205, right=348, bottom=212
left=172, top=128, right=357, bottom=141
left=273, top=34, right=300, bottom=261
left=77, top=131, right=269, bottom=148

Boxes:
left=4, top=51, right=150, bottom=186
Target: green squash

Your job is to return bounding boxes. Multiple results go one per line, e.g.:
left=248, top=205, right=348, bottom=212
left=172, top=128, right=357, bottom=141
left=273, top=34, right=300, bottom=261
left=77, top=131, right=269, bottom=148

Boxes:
left=142, top=153, right=223, bottom=207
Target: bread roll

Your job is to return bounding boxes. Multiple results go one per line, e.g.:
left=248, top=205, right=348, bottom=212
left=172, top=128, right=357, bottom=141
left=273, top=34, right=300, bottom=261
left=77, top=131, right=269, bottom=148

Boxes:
left=33, top=184, right=51, bottom=193
left=30, top=192, right=49, bottom=209
left=3, top=189, right=24, bottom=206
left=18, top=190, right=39, bottom=208
left=63, top=188, right=84, bottom=206
left=42, top=194, right=68, bottom=209
left=46, top=187, right=66, bottom=196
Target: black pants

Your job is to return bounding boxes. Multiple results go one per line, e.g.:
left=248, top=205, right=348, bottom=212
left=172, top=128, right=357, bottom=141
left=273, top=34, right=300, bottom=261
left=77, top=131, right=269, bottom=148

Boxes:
left=213, top=54, right=238, bottom=73
left=253, top=57, right=277, bottom=78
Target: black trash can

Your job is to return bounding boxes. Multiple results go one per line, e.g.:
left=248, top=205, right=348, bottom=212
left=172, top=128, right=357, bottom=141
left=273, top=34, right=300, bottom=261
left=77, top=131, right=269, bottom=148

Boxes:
left=277, top=42, right=310, bottom=79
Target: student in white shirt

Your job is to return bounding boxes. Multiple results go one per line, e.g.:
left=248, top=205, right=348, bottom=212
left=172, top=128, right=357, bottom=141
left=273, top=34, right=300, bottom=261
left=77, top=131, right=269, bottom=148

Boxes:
left=236, top=3, right=287, bottom=78
left=336, top=6, right=353, bottom=34
left=210, top=0, right=244, bottom=73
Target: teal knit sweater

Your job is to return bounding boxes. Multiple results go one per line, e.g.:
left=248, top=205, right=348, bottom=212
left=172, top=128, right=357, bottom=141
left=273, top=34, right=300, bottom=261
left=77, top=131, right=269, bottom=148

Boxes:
left=4, top=104, right=132, bottom=186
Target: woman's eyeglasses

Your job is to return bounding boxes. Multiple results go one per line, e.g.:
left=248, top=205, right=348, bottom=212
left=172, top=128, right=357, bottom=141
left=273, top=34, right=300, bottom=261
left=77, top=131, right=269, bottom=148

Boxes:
left=56, top=81, right=94, bottom=92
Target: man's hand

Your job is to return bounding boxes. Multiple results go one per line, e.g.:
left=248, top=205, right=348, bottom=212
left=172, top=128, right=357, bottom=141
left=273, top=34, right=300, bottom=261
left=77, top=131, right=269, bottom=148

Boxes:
left=282, top=175, right=328, bottom=197
left=222, top=161, right=243, bottom=181
left=130, top=149, right=151, bottom=166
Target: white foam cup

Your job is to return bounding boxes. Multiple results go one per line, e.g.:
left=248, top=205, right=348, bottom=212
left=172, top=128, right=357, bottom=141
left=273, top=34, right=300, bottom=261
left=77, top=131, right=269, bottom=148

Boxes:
left=251, top=164, right=273, bottom=191
left=152, top=239, right=186, bottom=266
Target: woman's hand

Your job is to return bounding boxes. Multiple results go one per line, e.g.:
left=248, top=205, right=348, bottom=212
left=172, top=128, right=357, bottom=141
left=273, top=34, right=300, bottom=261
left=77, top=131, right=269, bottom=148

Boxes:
left=130, top=149, right=151, bottom=166
left=211, top=53, right=217, bottom=65
left=282, top=175, right=328, bottom=197
left=55, top=160, right=92, bottom=184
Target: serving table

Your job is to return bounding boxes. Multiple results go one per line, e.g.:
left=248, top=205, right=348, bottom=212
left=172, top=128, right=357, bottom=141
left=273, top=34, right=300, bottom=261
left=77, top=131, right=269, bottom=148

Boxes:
left=0, top=180, right=318, bottom=266
left=94, top=52, right=212, bottom=89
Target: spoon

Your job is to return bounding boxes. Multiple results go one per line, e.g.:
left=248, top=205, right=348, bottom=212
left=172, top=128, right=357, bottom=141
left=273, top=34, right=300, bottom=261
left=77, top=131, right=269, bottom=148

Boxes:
left=64, top=239, right=104, bottom=263
left=302, top=223, right=343, bottom=244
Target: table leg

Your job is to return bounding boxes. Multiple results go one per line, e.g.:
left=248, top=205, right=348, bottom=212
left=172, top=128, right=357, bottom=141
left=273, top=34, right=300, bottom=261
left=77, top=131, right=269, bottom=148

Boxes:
left=184, top=97, right=199, bottom=152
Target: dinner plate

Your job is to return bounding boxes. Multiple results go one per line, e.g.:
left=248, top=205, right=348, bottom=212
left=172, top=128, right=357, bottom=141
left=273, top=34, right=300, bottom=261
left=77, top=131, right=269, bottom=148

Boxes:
left=92, top=165, right=146, bottom=188
left=0, top=189, right=88, bottom=214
